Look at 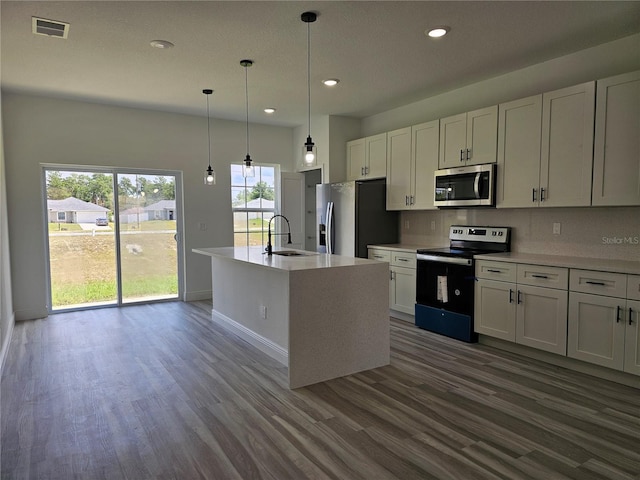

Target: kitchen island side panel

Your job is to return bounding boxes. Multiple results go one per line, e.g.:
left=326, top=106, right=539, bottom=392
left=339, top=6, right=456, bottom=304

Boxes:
left=288, top=262, right=390, bottom=389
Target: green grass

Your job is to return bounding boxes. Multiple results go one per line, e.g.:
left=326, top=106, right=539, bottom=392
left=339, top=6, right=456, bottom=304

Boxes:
left=49, top=223, right=82, bottom=232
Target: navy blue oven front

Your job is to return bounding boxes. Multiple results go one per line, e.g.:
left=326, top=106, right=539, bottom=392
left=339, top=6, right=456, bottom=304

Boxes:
left=414, top=225, right=511, bottom=343
left=415, top=252, right=477, bottom=342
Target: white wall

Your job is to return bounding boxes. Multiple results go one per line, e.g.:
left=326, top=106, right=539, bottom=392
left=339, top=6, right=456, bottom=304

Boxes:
left=362, top=33, right=640, bottom=136
left=0, top=88, right=15, bottom=368
left=2, top=93, right=294, bottom=320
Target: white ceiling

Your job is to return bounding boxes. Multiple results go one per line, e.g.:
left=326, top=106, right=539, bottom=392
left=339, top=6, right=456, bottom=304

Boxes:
left=2, top=1, right=640, bottom=128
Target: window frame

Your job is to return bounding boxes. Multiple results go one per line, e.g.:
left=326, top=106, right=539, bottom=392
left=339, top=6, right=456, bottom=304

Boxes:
left=230, top=163, right=280, bottom=248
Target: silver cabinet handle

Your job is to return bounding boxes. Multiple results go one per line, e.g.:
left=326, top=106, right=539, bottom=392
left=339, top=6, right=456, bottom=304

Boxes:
left=531, top=274, right=548, bottom=279
left=532, top=188, right=537, bottom=202
left=616, top=306, right=621, bottom=323
left=629, top=307, right=634, bottom=326
left=460, top=149, right=464, bottom=162
left=466, top=148, right=471, bottom=160
left=517, top=290, right=522, bottom=304
left=487, top=269, right=502, bottom=273
left=509, top=289, right=514, bottom=303
left=398, top=258, right=409, bottom=262
left=410, top=195, right=415, bottom=205
left=373, top=255, right=385, bottom=259
left=585, top=281, right=605, bottom=286
left=540, top=188, right=546, bottom=202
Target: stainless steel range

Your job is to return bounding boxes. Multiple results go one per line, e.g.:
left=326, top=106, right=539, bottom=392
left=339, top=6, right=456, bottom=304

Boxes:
left=415, top=225, right=511, bottom=342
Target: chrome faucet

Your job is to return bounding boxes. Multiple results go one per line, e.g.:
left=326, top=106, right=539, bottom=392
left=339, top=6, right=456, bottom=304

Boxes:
left=266, top=215, right=292, bottom=255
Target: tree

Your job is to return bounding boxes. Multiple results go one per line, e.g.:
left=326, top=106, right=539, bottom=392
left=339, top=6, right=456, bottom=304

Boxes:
left=249, top=181, right=274, bottom=201
left=46, top=171, right=70, bottom=199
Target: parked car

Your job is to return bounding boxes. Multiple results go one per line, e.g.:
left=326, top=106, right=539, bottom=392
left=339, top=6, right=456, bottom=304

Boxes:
left=95, top=218, right=109, bottom=226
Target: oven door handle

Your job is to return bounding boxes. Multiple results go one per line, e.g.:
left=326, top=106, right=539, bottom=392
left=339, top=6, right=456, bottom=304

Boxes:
left=417, top=254, right=472, bottom=266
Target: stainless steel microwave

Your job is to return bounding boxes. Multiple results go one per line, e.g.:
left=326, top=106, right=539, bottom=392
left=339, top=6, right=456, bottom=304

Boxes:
left=434, top=163, right=496, bottom=207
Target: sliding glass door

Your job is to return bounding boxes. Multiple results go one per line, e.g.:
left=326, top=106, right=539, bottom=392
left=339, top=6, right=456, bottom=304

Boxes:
left=44, top=167, right=181, bottom=311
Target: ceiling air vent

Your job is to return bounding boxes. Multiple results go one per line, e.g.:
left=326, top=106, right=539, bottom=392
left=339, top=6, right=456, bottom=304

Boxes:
left=32, top=17, right=69, bottom=39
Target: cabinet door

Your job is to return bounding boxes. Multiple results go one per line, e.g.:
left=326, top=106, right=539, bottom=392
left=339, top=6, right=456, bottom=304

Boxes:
left=497, top=95, right=543, bottom=208
left=592, top=70, right=640, bottom=206
left=439, top=113, right=467, bottom=169
left=386, top=127, right=412, bottom=210
left=625, top=300, right=640, bottom=375
left=466, top=105, right=498, bottom=166
left=390, top=266, right=416, bottom=315
left=474, top=279, right=516, bottom=341
left=411, top=120, right=439, bottom=210
left=516, top=285, right=568, bottom=355
left=366, top=133, right=387, bottom=179
left=346, top=138, right=366, bottom=181
left=568, top=292, right=625, bottom=370
left=540, top=82, right=595, bottom=207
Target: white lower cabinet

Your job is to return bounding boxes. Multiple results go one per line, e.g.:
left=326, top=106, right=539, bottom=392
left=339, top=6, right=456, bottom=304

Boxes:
left=475, top=261, right=568, bottom=355
left=568, top=271, right=640, bottom=375
left=368, top=248, right=416, bottom=318
left=568, top=292, right=626, bottom=370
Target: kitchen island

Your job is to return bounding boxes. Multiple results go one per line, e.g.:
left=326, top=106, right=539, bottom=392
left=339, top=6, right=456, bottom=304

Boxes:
left=193, top=246, right=390, bottom=388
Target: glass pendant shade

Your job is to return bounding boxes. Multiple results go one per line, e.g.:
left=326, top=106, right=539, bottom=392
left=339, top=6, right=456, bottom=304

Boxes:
left=204, top=165, right=216, bottom=185
left=303, top=135, right=316, bottom=166
left=242, top=154, right=255, bottom=177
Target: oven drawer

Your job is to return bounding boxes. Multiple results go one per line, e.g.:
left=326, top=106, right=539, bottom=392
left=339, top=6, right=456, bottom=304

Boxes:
left=517, top=264, right=568, bottom=289
left=475, top=260, right=516, bottom=282
left=569, top=269, right=627, bottom=298
left=391, top=252, right=416, bottom=269
left=368, top=248, right=391, bottom=263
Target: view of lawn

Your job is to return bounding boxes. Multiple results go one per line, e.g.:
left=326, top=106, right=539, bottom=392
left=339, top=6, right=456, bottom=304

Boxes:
left=49, top=220, right=178, bottom=307
left=233, top=217, right=269, bottom=247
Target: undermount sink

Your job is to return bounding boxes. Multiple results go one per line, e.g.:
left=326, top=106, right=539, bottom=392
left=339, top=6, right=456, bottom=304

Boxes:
left=271, top=250, right=315, bottom=257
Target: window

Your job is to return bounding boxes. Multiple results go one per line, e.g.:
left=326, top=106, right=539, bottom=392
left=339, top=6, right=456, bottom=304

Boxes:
left=57, top=211, right=66, bottom=222
left=231, top=164, right=277, bottom=247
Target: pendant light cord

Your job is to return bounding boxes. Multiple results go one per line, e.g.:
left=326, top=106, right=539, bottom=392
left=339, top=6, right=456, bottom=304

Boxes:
left=307, top=20, right=311, bottom=137
left=206, top=94, right=212, bottom=169
left=245, top=65, right=250, bottom=156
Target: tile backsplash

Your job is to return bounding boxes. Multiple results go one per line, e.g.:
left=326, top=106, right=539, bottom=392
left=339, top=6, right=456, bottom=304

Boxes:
left=400, top=206, right=640, bottom=262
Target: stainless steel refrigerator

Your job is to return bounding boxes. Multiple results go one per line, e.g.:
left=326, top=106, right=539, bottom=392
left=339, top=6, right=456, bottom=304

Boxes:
left=316, top=178, right=399, bottom=257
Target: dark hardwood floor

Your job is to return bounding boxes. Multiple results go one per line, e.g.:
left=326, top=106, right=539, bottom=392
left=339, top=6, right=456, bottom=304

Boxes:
left=2, top=301, right=639, bottom=479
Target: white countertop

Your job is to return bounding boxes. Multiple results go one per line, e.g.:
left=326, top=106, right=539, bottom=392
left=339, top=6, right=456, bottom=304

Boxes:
left=368, top=243, right=446, bottom=253
left=474, top=252, right=640, bottom=276
left=193, top=246, right=381, bottom=272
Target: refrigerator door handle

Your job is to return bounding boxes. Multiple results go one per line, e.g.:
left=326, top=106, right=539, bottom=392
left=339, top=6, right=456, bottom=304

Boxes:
left=326, top=202, right=335, bottom=254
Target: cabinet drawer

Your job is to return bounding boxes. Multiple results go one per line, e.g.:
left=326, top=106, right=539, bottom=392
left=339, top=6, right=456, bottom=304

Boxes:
left=517, top=264, right=568, bottom=289
left=368, top=249, right=391, bottom=263
left=569, top=269, right=627, bottom=298
left=391, top=251, right=416, bottom=269
left=475, top=260, right=516, bottom=282
left=628, top=275, right=640, bottom=301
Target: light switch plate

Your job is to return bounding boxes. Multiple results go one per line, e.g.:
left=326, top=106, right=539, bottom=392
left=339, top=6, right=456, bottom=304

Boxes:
left=553, top=222, right=561, bottom=235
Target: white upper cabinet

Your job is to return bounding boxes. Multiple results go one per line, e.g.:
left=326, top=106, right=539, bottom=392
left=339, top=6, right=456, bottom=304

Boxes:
left=439, top=105, right=497, bottom=169
left=592, top=70, right=640, bottom=206
left=347, top=133, right=387, bottom=181
left=540, top=82, right=595, bottom=207
left=497, top=82, right=595, bottom=208
left=386, top=127, right=412, bottom=210
left=497, top=95, right=543, bottom=208
left=386, top=121, right=439, bottom=210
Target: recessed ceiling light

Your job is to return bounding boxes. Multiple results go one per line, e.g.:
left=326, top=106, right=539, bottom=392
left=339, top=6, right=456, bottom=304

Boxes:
left=426, top=27, right=450, bottom=38
left=150, top=40, right=174, bottom=49
left=264, top=108, right=276, bottom=114
left=323, top=79, right=340, bottom=87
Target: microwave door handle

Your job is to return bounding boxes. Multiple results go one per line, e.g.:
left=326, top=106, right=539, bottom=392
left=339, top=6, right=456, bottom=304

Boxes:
left=474, top=172, right=481, bottom=199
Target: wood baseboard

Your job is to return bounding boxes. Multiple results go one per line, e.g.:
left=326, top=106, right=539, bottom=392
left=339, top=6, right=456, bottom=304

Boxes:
left=211, top=308, right=288, bottom=366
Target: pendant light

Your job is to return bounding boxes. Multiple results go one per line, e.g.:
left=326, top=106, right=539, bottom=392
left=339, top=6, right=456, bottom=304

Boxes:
left=240, top=59, right=255, bottom=178
left=202, top=89, right=216, bottom=186
left=301, top=11, right=317, bottom=166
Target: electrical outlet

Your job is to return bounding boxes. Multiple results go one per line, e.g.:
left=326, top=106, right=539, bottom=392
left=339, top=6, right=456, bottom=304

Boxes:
left=260, top=305, right=267, bottom=319
left=198, top=222, right=207, bottom=231
left=404, top=220, right=410, bottom=229
left=553, top=222, right=561, bottom=235
left=431, top=220, right=436, bottom=231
